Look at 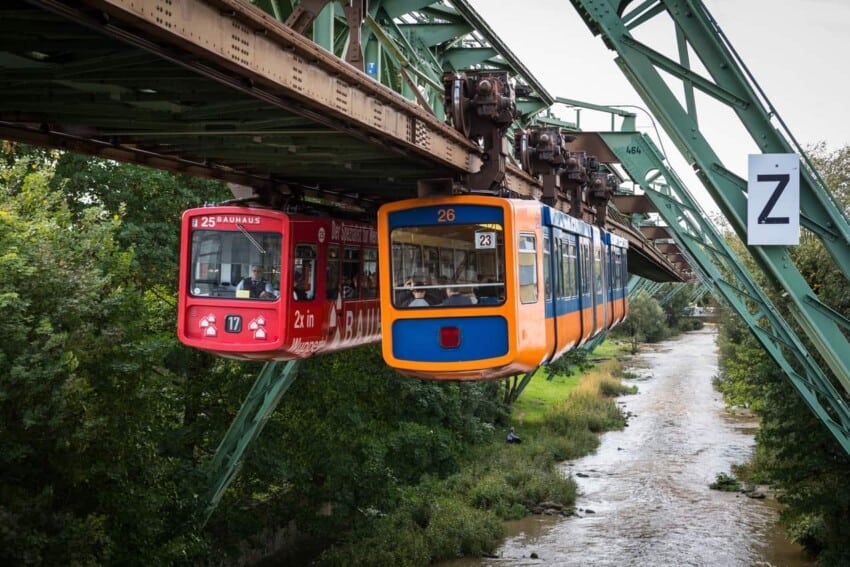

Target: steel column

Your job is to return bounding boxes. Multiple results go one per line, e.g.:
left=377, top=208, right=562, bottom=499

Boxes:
left=202, top=360, right=302, bottom=525
left=600, top=130, right=850, bottom=454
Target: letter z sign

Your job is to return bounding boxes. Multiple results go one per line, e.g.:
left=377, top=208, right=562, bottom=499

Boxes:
left=747, top=154, right=800, bottom=245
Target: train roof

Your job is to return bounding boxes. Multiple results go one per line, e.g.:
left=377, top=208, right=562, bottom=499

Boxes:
left=541, top=206, right=594, bottom=238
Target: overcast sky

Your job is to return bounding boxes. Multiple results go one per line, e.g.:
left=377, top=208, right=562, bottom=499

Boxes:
left=467, top=0, right=850, bottom=216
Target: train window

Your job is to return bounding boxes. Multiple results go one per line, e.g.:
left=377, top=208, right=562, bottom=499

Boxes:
left=361, top=248, right=378, bottom=299
left=518, top=233, right=538, bottom=304
left=390, top=223, right=506, bottom=308
left=293, top=244, right=316, bottom=301
left=189, top=229, right=281, bottom=299
left=391, top=244, right=402, bottom=284
left=342, top=247, right=360, bottom=299
left=561, top=237, right=577, bottom=298
left=424, top=246, right=439, bottom=278
left=543, top=235, right=551, bottom=301
left=401, top=244, right=422, bottom=281
left=594, top=242, right=604, bottom=295
left=556, top=239, right=565, bottom=298
left=612, top=250, right=621, bottom=289
left=439, top=247, right=454, bottom=279
left=579, top=239, right=591, bottom=295
left=326, top=245, right=340, bottom=300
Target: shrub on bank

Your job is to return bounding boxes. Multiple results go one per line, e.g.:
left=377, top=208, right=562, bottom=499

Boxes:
left=315, top=358, right=634, bottom=565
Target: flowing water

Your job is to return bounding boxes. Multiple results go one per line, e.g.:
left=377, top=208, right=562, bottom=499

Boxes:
left=442, top=326, right=813, bottom=567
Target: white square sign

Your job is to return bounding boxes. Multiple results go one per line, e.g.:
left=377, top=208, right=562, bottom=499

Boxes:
left=747, top=153, right=800, bottom=245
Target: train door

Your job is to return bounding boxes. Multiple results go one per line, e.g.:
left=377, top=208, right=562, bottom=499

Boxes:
left=578, top=235, right=594, bottom=340
left=594, top=230, right=608, bottom=332
left=543, top=229, right=557, bottom=364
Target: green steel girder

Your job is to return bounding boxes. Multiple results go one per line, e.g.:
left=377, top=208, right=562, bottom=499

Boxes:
left=570, top=0, right=850, bottom=396
left=202, top=360, right=302, bottom=525
left=398, top=23, right=473, bottom=47
left=442, top=47, right=499, bottom=70
left=630, top=276, right=663, bottom=299
left=575, top=0, right=850, bottom=269
left=258, top=1, right=554, bottom=128
left=381, top=0, right=439, bottom=19
left=688, top=286, right=708, bottom=305
left=510, top=370, right=537, bottom=404
left=658, top=282, right=687, bottom=306
left=599, top=130, right=850, bottom=454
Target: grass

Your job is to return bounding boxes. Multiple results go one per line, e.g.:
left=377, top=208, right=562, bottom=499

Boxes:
left=591, top=337, right=633, bottom=359
left=512, top=337, right=633, bottom=428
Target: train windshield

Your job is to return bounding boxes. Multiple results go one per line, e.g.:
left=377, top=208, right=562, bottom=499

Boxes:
left=390, top=223, right=506, bottom=308
left=189, top=229, right=282, bottom=300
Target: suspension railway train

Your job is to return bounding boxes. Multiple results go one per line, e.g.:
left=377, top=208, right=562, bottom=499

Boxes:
left=177, top=197, right=629, bottom=376
left=377, top=195, right=629, bottom=380
left=177, top=206, right=381, bottom=360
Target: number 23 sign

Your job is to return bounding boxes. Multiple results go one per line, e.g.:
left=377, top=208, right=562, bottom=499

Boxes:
left=747, top=153, right=800, bottom=245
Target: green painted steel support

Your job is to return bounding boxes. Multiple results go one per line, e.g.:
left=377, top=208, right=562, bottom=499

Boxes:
left=628, top=275, right=653, bottom=298
left=364, top=36, right=382, bottom=81
left=312, top=4, right=335, bottom=51
left=571, top=0, right=850, bottom=405
left=510, top=370, right=537, bottom=404
left=554, top=96, right=637, bottom=131
left=253, top=1, right=553, bottom=120
left=688, top=286, right=709, bottom=306
left=201, top=360, right=302, bottom=525
left=582, top=331, right=608, bottom=353
left=599, top=130, right=850, bottom=454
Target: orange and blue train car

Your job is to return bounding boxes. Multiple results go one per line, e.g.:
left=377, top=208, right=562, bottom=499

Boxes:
left=377, top=195, right=628, bottom=381
left=177, top=206, right=380, bottom=360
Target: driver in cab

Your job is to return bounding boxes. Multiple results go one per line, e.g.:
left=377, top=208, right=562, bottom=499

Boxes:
left=237, top=265, right=276, bottom=299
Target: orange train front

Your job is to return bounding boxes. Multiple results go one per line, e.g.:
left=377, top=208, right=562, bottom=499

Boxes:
left=177, top=206, right=380, bottom=360
left=378, top=195, right=628, bottom=381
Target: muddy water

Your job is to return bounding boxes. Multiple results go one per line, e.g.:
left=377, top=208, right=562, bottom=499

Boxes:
left=443, top=326, right=813, bottom=567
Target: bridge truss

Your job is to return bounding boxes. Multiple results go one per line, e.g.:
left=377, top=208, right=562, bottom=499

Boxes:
left=4, top=0, right=849, bottom=518
left=571, top=0, right=850, bottom=452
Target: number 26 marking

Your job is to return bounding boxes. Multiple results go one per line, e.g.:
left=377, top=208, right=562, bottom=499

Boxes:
left=437, top=208, right=456, bottom=223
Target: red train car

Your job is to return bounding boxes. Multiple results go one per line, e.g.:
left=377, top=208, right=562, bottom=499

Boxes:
left=177, top=206, right=380, bottom=360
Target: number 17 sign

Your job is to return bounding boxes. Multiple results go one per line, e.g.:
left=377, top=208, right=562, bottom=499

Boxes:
left=747, top=153, right=800, bottom=245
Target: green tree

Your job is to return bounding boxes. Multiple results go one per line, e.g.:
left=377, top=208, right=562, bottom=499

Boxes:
left=52, top=153, right=230, bottom=290
left=614, top=293, right=667, bottom=353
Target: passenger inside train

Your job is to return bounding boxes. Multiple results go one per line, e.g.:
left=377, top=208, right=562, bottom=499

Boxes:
left=236, top=265, right=276, bottom=299
left=292, top=269, right=308, bottom=300
left=441, top=286, right=473, bottom=306
left=404, top=280, right=430, bottom=307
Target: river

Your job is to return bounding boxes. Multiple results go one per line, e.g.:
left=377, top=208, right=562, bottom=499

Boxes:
left=442, top=325, right=812, bottom=567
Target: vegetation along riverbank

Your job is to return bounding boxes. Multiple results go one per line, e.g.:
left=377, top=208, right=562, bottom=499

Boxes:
left=0, top=144, right=702, bottom=566
left=311, top=342, right=638, bottom=566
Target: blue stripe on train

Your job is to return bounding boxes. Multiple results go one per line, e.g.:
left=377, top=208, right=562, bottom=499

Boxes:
left=388, top=205, right=503, bottom=229
left=392, top=316, right=509, bottom=362
left=544, top=296, right=582, bottom=318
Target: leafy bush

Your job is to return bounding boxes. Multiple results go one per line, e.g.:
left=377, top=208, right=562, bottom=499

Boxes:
left=424, top=497, right=502, bottom=561
left=709, top=472, right=741, bottom=492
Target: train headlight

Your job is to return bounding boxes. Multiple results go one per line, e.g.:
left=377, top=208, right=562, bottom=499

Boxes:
left=439, top=326, right=461, bottom=349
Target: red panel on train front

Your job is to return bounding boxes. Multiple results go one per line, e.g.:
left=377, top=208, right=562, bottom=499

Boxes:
left=177, top=208, right=289, bottom=357
left=177, top=206, right=381, bottom=361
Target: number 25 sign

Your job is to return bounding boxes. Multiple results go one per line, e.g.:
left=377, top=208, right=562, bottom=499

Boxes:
left=747, top=154, right=799, bottom=245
